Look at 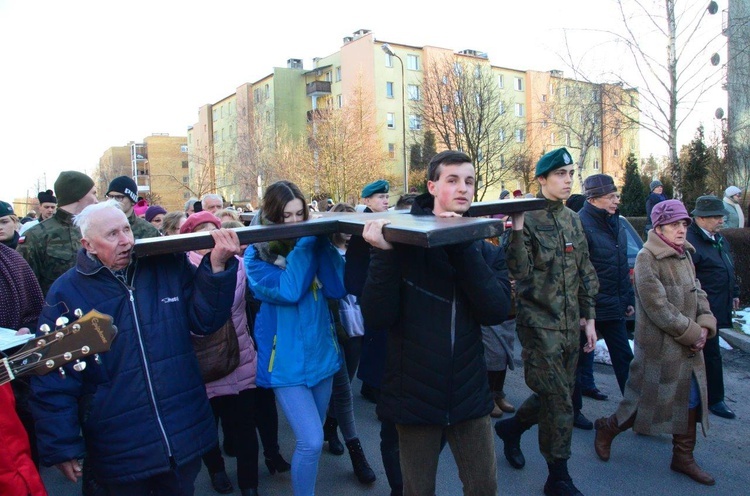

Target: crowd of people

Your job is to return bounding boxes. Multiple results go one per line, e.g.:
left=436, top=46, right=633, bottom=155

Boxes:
left=0, top=150, right=743, bottom=496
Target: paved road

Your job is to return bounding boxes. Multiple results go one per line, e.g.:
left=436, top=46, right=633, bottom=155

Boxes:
left=41, top=344, right=750, bottom=495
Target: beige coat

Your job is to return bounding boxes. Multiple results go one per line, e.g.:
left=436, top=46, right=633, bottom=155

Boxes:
left=615, top=231, right=717, bottom=435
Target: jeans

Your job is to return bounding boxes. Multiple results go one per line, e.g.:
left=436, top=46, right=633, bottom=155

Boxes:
left=101, top=457, right=202, bottom=496
left=329, top=354, right=357, bottom=441
left=274, top=376, right=334, bottom=496
left=396, top=416, right=497, bottom=496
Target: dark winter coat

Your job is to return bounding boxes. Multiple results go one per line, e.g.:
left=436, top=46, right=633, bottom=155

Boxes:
left=615, top=232, right=716, bottom=435
left=360, top=193, right=511, bottom=425
left=686, top=223, right=739, bottom=328
left=578, top=202, right=634, bottom=321
left=30, top=249, right=238, bottom=484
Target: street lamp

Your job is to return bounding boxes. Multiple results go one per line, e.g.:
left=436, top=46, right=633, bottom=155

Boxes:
left=381, top=43, right=409, bottom=193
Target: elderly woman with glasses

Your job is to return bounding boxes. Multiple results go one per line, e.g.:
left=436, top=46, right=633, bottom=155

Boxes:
left=593, top=199, right=717, bottom=486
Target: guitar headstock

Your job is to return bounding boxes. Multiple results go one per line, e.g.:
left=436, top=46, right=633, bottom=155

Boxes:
left=1, top=309, right=117, bottom=383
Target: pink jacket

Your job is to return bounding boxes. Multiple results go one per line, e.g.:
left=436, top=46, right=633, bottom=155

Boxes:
left=188, top=252, right=257, bottom=398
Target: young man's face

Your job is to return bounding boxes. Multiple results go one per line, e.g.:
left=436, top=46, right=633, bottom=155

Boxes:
left=363, top=193, right=389, bottom=212
left=39, top=202, right=57, bottom=220
left=538, top=165, right=575, bottom=202
left=427, top=162, right=475, bottom=215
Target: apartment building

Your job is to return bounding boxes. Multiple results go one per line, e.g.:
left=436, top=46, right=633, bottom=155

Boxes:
left=188, top=29, right=639, bottom=203
left=96, top=135, right=189, bottom=212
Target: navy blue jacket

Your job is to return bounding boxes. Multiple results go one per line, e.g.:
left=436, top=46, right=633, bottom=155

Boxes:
left=686, top=223, right=739, bottom=328
left=30, top=249, right=238, bottom=484
left=579, top=202, right=634, bottom=321
left=361, top=194, right=511, bottom=425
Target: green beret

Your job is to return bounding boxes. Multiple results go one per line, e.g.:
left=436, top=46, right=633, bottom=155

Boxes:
left=361, top=179, right=389, bottom=198
left=535, top=147, right=575, bottom=177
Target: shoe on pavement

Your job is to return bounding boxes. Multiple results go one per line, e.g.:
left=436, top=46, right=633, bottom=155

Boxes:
left=708, top=400, right=736, bottom=419
left=544, top=477, right=584, bottom=496
left=210, top=471, right=234, bottom=494
left=573, top=411, right=593, bottom=430
left=494, top=418, right=526, bottom=469
left=582, top=388, right=608, bottom=401
left=490, top=403, right=504, bottom=418
left=497, top=396, right=516, bottom=413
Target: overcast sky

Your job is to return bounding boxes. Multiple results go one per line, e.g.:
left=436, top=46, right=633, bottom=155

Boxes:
left=0, top=0, right=726, bottom=204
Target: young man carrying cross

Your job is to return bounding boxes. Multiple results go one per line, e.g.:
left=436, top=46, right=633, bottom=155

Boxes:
left=360, top=150, right=511, bottom=495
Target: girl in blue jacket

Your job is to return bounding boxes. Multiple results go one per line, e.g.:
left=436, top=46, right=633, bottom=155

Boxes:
left=244, top=181, right=346, bottom=496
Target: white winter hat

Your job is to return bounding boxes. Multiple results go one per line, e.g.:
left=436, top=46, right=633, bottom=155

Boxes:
left=725, top=186, right=742, bottom=198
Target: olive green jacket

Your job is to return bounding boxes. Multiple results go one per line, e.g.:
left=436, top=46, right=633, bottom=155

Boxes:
left=17, top=208, right=81, bottom=296
left=128, top=211, right=161, bottom=240
left=506, top=195, right=599, bottom=331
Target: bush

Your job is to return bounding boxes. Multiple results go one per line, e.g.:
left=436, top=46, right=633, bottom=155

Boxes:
left=720, top=228, right=750, bottom=305
left=625, top=217, right=648, bottom=241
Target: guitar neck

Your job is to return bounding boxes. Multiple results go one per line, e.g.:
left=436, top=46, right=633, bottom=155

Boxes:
left=0, top=357, right=12, bottom=386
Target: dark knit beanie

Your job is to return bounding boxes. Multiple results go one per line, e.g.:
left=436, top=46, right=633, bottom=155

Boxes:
left=54, top=171, right=95, bottom=207
left=37, top=189, right=57, bottom=204
left=107, top=176, right=139, bottom=204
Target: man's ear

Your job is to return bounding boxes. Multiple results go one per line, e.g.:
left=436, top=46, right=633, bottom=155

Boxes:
left=427, top=180, right=437, bottom=196
left=81, top=237, right=96, bottom=255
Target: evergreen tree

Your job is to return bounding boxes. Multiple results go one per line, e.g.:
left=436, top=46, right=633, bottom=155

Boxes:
left=680, top=126, right=710, bottom=210
left=422, top=131, right=437, bottom=166
left=620, top=153, right=646, bottom=216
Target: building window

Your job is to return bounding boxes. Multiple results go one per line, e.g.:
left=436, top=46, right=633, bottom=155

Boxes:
left=180, top=145, right=188, bottom=153
left=385, top=52, right=393, bottom=68
left=500, top=154, right=506, bottom=166
left=386, top=82, right=394, bottom=98
left=407, top=54, right=419, bottom=70
left=335, top=66, right=342, bottom=82
left=387, top=113, right=395, bottom=129
left=514, top=103, right=525, bottom=117
left=592, top=89, right=600, bottom=102
left=593, top=160, right=600, bottom=170
left=326, top=71, right=332, bottom=82
left=550, top=132, right=555, bottom=143
left=515, top=129, right=525, bottom=142
left=498, top=75, right=504, bottom=89
left=182, top=160, right=189, bottom=168
left=514, top=77, right=523, bottom=91
left=264, top=84, right=270, bottom=99
left=182, top=176, right=189, bottom=183
left=593, top=136, right=601, bottom=147
left=566, top=133, right=572, bottom=146
left=212, top=109, right=218, bottom=121
left=498, top=102, right=505, bottom=115
left=542, top=120, right=548, bottom=128
left=499, top=129, right=506, bottom=141
left=542, top=94, right=547, bottom=102
left=213, top=131, right=218, bottom=142
left=407, top=84, right=420, bottom=100
left=409, top=114, right=422, bottom=130
left=613, top=149, right=619, bottom=157
left=183, top=191, right=191, bottom=199
left=388, top=143, right=396, bottom=158
left=337, top=94, right=343, bottom=108
left=564, top=86, right=570, bottom=97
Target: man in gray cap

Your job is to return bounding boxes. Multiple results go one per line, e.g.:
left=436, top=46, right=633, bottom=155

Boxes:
left=645, top=180, right=668, bottom=236
left=106, top=176, right=160, bottom=239
left=575, top=175, right=635, bottom=420
left=722, top=186, right=743, bottom=228
left=18, top=171, right=98, bottom=295
left=686, top=195, right=738, bottom=419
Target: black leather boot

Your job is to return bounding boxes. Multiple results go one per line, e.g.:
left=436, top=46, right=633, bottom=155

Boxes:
left=346, top=438, right=376, bottom=484
left=324, top=416, right=344, bottom=455
left=494, top=416, right=528, bottom=469
left=544, top=459, right=583, bottom=496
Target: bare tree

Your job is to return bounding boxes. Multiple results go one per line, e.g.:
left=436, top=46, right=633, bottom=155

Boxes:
left=416, top=54, right=524, bottom=200
left=596, top=0, right=725, bottom=198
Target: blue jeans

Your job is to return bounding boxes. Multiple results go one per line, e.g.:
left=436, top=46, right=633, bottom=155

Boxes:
left=274, top=377, right=334, bottom=496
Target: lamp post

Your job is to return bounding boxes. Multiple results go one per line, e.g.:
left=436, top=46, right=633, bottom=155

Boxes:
left=381, top=43, right=409, bottom=193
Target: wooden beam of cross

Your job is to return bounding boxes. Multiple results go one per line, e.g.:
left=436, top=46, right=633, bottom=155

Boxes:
left=133, top=198, right=545, bottom=258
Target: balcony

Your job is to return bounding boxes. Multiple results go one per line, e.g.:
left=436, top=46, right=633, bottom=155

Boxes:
left=306, top=81, right=331, bottom=97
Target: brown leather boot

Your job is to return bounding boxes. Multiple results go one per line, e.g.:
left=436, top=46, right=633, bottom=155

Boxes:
left=594, top=413, right=634, bottom=461
left=670, top=408, right=715, bottom=485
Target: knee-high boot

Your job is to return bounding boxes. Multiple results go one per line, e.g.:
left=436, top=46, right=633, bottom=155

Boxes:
left=593, top=412, right=635, bottom=461
left=670, top=407, right=715, bottom=486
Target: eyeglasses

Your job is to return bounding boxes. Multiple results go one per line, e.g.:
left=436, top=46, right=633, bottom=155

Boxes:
left=106, top=194, right=128, bottom=202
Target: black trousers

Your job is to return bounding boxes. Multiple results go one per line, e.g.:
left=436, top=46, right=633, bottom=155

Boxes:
left=704, top=333, right=725, bottom=405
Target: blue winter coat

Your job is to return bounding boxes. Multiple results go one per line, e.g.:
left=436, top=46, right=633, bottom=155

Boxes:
left=245, top=236, right=346, bottom=388
left=579, top=202, right=634, bottom=321
left=29, top=249, right=238, bottom=484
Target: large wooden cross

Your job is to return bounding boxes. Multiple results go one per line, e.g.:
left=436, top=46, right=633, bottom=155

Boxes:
left=133, top=198, right=545, bottom=258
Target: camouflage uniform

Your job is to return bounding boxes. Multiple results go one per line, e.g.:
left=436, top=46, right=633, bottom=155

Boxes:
left=505, top=195, right=599, bottom=463
left=16, top=208, right=82, bottom=296
left=128, top=211, right=161, bottom=240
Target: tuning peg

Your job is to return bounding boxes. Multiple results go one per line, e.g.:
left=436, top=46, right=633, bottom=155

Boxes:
left=73, top=360, right=87, bottom=372
left=55, top=316, right=69, bottom=328
left=74, top=308, right=83, bottom=318
left=58, top=368, right=66, bottom=379
left=39, top=324, right=50, bottom=334
left=93, top=354, right=102, bottom=365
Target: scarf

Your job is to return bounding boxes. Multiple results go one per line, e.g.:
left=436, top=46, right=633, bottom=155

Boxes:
left=252, top=214, right=298, bottom=270
left=655, top=231, right=685, bottom=256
